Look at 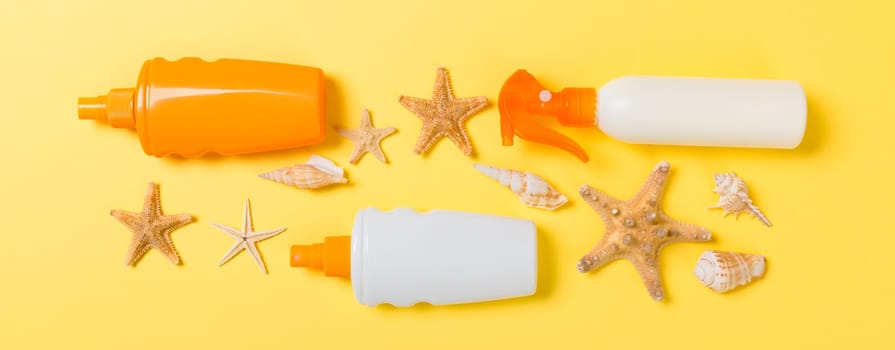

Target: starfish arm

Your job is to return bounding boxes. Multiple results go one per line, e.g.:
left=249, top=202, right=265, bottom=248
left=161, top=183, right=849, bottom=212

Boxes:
left=398, top=96, right=437, bottom=120
left=336, top=128, right=360, bottom=140
left=629, top=161, right=672, bottom=208
left=217, top=241, right=247, bottom=266
left=627, top=254, right=666, bottom=301
left=210, top=222, right=244, bottom=239
left=577, top=237, right=624, bottom=273
left=442, top=123, right=474, bottom=156
left=371, top=127, right=397, bottom=146
left=242, top=200, right=253, bottom=233
left=432, top=67, right=453, bottom=104
left=376, top=126, right=397, bottom=138
left=449, top=97, right=489, bottom=123
left=123, top=236, right=151, bottom=266
left=155, top=213, right=193, bottom=233
left=660, top=216, right=713, bottom=244
left=151, top=233, right=181, bottom=265
left=110, top=209, right=141, bottom=227
left=359, top=109, right=374, bottom=128
left=247, top=227, right=286, bottom=242
left=142, top=183, right=162, bottom=218
left=578, top=185, right=625, bottom=229
left=412, top=123, right=442, bottom=155
left=347, top=147, right=366, bottom=164
left=245, top=242, right=268, bottom=274
left=368, top=145, right=388, bottom=163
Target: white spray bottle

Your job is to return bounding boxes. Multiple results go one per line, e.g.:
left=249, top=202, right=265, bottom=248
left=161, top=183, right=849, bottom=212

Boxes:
left=498, top=70, right=807, bottom=161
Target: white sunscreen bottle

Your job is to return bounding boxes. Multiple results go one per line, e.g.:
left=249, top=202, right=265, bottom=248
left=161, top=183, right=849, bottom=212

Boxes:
left=290, top=208, right=538, bottom=307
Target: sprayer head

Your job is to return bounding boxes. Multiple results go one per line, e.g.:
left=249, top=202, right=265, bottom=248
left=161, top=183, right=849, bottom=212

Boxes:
left=290, top=236, right=352, bottom=278
left=498, top=70, right=596, bottom=162
left=78, top=88, right=136, bottom=129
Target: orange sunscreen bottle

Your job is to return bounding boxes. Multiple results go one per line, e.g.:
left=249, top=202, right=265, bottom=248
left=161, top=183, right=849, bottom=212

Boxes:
left=78, top=58, right=326, bottom=157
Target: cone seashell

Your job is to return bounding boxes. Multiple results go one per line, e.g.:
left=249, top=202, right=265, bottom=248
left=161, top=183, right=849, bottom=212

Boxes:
left=710, top=172, right=771, bottom=227
left=694, top=250, right=766, bottom=293
left=473, top=164, right=568, bottom=210
left=259, top=155, right=347, bottom=189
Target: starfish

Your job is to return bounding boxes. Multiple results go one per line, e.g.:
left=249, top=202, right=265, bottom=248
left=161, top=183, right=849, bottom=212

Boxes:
left=111, top=183, right=193, bottom=266
left=398, top=67, right=488, bottom=156
left=210, top=199, right=286, bottom=274
left=577, top=161, right=712, bottom=301
left=336, top=109, right=397, bottom=164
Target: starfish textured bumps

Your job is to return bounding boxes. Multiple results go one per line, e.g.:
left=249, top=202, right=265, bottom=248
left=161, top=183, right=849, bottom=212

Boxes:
left=111, top=182, right=193, bottom=266
left=399, top=67, right=488, bottom=156
left=211, top=199, right=286, bottom=274
left=337, top=109, right=397, bottom=164
left=577, top=161, right=712, bottom=301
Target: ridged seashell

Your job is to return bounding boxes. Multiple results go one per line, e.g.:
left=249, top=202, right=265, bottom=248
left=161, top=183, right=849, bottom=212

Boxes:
left=710, top=172, right=771, bottom=227
left=259, top=155, right=347, bottom=189
left=694, top=250, right=766, bottom=293
left=473, top=164, right=568, bottom=210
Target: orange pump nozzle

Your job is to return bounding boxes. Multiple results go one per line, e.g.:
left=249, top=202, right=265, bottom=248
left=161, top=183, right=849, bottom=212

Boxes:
left=290, top=236, right=351, bottom=278
left=77, top=88, right=136, bottom=129
left=498, top=70, right=596, bottom=162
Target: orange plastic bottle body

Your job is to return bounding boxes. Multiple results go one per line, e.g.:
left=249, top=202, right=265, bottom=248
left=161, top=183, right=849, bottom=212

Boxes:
left=80, top=58, right=326, bottom=157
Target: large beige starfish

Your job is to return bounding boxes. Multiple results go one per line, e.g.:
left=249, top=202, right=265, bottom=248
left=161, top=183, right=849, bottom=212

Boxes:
left=398, top=67, right=488, bottom=156
left=211, top=199, right=286, bottom=274
left=337, top=109, right=396, bottom=164
left=111, top=183, right=193, bottom=266
left=577, top=161, right=712, bottom=301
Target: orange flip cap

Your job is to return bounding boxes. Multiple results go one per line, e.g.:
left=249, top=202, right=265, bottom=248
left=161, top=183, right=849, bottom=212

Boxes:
left=290, top=236, right=351, bottom=278
left=498, top=70, right=596, bottom=162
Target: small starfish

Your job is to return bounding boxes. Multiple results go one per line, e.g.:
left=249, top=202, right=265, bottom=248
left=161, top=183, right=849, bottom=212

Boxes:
left=577, top=161, right=712, bottom=301
left=211, top=199, right=286, bottom=274
left=398, top=67, right=488, bottom=156
left=111, top=183, right=193, bottom=266
left=337, top=109, right=397, bottom=164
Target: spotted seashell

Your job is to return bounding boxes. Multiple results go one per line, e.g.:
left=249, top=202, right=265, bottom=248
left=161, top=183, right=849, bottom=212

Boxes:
left=473, top=164, right=568, bottom=210
left=694, top=250, right=766, bottom=293
left=259, top=155, right=347, bottom=189
left=710, top=172, right=771, bottom=227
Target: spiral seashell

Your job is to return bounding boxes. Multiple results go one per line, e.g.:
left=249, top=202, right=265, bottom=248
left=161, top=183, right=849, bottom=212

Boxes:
left=473, top=164, right=568, bottom=210
left=694, top=250, right=766, bottom=293
left=259, top=155, right=347, bottom=189
left=710, top=172, right=771, bottom=227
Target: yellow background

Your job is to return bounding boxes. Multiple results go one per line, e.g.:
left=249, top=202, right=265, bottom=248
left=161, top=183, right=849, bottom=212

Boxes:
left=1, top=0, right=892, bottom=348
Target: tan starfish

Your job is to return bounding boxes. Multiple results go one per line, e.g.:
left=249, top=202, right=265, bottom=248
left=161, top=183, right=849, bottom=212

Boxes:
left=398, top=67, right=488, bottom=156
left=577, top=161, right=712, bottom=301
left=337, top=109, right=396, bottom=164
left=111, top=183, right=193, bottom=266
left=210, top=199, right=286, bottom=274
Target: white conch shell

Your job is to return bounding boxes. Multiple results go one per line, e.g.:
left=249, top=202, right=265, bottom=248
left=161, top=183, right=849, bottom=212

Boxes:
left=694, top=250, right=766, bottom=293
left=259, top=155, right=347, bottom=189
left=473, top=164, right=568, bottom=210
left=710, top=172, right=771, bottom=227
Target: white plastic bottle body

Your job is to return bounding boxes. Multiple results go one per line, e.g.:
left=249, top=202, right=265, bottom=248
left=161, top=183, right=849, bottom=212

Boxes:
left=349, top=208, right=538, bottom=307
left=597, top=76, right=807, bottom=148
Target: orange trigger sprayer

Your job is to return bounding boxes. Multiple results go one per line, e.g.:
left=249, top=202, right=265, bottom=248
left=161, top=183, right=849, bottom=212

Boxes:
left=498, top=70, right=596, bottom=162
left=498, top=70, right=807, bottom=162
